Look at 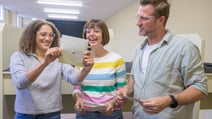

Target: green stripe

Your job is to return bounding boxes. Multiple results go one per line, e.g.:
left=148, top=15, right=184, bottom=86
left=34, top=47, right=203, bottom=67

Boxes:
left=81, top=85, right=116, bottom=92
left=115, top=82, right=126, bottom=87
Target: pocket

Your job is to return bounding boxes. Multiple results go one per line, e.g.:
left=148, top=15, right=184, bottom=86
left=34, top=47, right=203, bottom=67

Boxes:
left=155, top=65, right=181, bottom=85
left=149, top=65, right=184, bottom=95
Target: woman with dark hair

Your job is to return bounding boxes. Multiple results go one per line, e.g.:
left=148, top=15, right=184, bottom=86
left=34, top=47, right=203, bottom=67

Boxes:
left=10, top=20, right=94, bottom=119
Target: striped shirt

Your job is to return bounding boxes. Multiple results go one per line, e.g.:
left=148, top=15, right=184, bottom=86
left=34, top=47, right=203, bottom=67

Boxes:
left=73, top=51, right=126, bottom=109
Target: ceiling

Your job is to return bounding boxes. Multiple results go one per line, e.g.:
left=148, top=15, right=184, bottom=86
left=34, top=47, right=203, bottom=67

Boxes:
left=0, top=0, right=137, bottom=21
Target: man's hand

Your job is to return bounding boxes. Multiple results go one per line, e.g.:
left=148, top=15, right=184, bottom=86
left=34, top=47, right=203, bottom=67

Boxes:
left=141, top=96, right=171, bottom=114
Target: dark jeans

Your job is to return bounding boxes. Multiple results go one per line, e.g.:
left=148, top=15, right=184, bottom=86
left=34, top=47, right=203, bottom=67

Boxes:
left=76, top=109, right=123, bottom=119
left=15, top=111, right=61, bottom=119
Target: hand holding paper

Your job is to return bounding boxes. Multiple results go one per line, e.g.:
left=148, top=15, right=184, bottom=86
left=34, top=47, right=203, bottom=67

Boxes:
left=82, top=102, right=106, bottom=111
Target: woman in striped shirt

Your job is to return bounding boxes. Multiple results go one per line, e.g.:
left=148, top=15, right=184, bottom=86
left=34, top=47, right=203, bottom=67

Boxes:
left=73, top=19, right=127, bottom=119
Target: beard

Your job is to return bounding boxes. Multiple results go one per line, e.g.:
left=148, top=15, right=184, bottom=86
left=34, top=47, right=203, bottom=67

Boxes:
left=138, top=27, right=155, bottom=37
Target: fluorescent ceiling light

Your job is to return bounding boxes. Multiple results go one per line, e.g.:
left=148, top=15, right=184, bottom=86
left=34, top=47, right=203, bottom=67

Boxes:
left=37, top=0, right=83, bottom=7
left=48, top=14, right=78, bottom=19
left=0, top=6, right=3, bottom=21
left=44, top=8, right=80, bottom=14
left=32, top=18, right=38, bottom=20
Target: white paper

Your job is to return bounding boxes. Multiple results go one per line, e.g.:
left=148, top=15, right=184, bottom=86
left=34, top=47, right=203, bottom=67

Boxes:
left=59, top=35, right=88, bottom=66
left=82, top=102, right=106, bottom=111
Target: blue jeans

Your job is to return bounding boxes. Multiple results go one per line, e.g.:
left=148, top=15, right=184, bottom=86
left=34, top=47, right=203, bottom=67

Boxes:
left=15, top=111, right=61, bottom=119
left=76, top=109, right=123, bottom=119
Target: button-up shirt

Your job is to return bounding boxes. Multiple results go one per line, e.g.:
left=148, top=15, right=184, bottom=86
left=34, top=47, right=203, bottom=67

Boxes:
left=130, top=31, right=208, bottom=119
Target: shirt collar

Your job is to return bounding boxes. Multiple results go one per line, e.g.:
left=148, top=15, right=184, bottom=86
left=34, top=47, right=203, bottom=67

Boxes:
left=139, top=30, right=173, bottom=50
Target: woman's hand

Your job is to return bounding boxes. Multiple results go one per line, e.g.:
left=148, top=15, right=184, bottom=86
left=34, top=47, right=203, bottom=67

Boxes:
left=100, top=98, right=117, bottom=115
left=43, top=47, right=62, bottom=65
left=74, top=98, right=86, bottom=114
left=82, top=50, right=94, bottom=69
left=77, top=51, right=94, bottom=82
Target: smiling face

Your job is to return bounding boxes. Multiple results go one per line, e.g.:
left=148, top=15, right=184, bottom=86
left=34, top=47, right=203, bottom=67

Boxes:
left=35, top=24, right=55, bottom=53
left=85, top=26, right=103, bottom=47
left=82, top=19, right=110, bottom=48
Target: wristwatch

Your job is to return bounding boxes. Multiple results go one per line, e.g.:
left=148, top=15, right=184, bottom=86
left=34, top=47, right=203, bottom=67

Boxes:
left=169, top=95, right=178, bottom=108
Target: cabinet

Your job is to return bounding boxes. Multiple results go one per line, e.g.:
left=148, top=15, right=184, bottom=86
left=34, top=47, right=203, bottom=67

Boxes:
left=206, top=73, right=212, bottom=92
left=0, top=23, right=22, bottom=119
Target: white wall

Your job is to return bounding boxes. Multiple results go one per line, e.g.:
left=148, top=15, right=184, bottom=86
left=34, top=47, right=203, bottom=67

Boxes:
left=167, top=0, right=212, bottom=62
left=106, top=0, right=212, bottom=62
left=106, top=1, right=142, bottom=62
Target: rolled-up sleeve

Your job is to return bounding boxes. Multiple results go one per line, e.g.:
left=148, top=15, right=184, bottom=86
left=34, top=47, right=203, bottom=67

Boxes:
left=182, top=43, right=208, bottom=95
left=61, top=64, right=79, bottom=85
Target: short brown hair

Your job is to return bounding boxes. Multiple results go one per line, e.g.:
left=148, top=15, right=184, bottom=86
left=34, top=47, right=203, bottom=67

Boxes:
left=82, top=19, right=110, bottom=46
left=19, top=20, right=60, bottom=54
left=140, top=0, right=170, bottom=25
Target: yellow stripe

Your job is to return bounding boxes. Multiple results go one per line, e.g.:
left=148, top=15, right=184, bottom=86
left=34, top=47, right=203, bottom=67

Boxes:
left=93, top=58, right=124, bottom=68
left=115, top=58, right=125, bottom=67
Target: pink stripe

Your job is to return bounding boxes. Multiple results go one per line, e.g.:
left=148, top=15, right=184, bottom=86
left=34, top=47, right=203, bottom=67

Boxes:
left=82, top=93, right=114, bottom=103
left=73, top=85, right=81, bottom=90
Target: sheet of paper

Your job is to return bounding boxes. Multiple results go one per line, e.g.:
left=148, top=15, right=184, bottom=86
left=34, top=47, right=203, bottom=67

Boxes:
left=59, top=35, right=88, bottom=66
left=82, top=102, right=106, bottom=111
left=118, top=95, right=143, bottom=103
